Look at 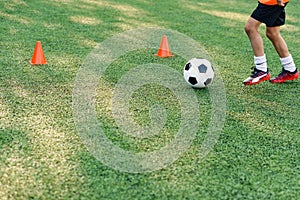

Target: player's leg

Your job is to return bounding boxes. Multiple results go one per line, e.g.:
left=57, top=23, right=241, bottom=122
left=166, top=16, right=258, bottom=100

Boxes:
left=244, top=17, right=264, bottom=57
left=243, top=17, right=270, bottom=85
left=266, top=26, right=289, bottom=58
left=266, top=26, right=299, bottom=83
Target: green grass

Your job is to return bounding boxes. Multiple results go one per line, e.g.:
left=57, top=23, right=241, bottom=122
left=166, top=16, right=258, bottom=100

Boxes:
left=1, top=0, right=300, bottom=199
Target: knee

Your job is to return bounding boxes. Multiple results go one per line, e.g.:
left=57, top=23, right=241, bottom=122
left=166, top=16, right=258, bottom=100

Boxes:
left=244, top=23, right=255, bottom=36
left=266, top=29, right=278, bottom=40
left=244, top=24, right=251, bottom=35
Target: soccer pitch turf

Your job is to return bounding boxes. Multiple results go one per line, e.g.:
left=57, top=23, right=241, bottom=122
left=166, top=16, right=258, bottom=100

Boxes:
left=0, top=0, right=299, bottom=199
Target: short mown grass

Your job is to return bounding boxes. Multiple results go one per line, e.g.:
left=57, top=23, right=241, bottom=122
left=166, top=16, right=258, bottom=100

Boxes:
left=1, top=0, right=299, bottom=199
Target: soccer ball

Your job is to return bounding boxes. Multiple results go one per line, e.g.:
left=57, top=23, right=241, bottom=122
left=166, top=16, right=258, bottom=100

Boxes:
left=183, top=58, right=214, bottom=88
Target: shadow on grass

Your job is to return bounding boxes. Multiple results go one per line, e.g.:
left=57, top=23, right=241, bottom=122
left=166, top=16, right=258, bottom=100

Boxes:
left=0, top=128, right=29, bottom=151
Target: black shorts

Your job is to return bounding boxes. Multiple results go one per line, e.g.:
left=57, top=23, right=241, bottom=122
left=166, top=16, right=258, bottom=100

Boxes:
left=251, top=2, right=287, bottom=27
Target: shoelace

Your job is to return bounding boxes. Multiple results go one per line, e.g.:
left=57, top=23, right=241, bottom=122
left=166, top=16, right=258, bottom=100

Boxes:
left=277, top=70, right=286, bottom=77
left=251, top=67, right=265, bottom=77
left=276, top=69, right=291, bottom=78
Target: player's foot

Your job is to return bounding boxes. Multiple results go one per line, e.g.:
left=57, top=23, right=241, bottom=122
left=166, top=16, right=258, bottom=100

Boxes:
left=270, top=69, right=299, bottom=83
left=243, top=68, right=271, bottom=86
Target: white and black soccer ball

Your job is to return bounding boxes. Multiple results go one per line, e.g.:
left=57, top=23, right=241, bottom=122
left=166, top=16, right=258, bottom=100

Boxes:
left=183, top=58, right=214, bottom=88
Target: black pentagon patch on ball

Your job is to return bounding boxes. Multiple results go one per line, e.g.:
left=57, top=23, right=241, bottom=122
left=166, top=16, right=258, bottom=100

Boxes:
left=198, top=64, right=207, bottom=73
left=204, top=78, right=212, bottom=86
left=185, top=63, right=191, bottom=71
left=188, top=77, right=198, bottom=85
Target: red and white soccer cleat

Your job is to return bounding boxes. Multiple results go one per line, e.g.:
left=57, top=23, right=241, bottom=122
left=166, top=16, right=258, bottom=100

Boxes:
left=243, top=68, right=271, bottom=86
left=270, top=69, right=299, bottom=83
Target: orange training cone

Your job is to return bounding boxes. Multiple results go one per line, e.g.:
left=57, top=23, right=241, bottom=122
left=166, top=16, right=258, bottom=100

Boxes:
left=30, top=41, right=47, bottom=65
left=155, top=35, right=173, bottom=58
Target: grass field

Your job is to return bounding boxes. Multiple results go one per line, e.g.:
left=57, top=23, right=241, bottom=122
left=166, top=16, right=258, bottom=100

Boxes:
left=1, top=0, right=300, bottom=199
